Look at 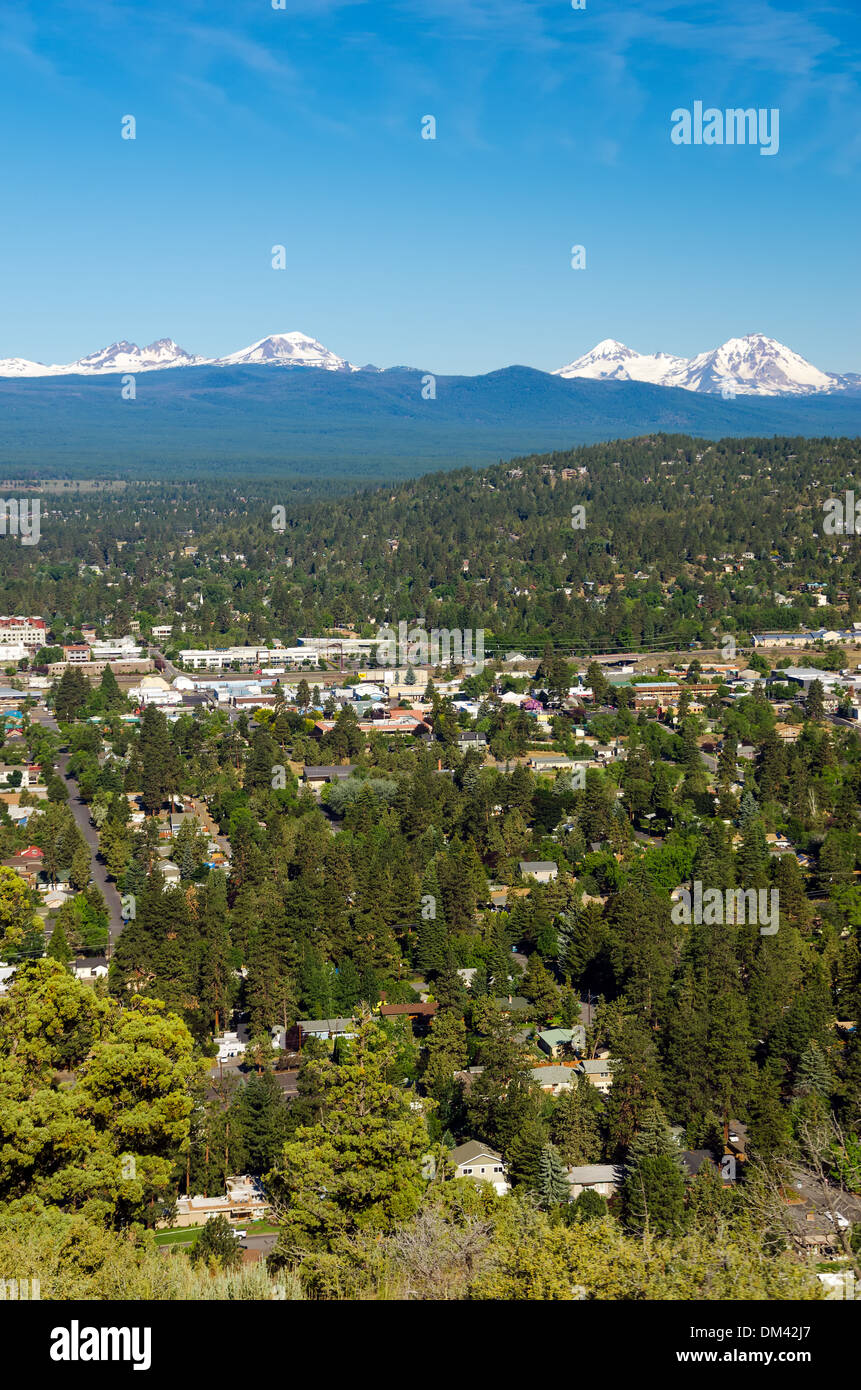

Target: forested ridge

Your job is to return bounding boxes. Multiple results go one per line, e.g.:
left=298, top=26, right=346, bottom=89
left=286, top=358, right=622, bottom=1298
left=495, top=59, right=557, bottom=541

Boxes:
left=2, top=433, right=861, bottom=656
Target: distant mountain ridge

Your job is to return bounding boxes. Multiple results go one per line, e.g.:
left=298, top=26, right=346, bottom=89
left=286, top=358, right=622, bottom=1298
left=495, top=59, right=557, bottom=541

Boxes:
left=0, top=331, right=354, bottom=378
left=1, top=363, right=860, bottom=480
left=554, top=333, right=861, bottom=397
left=1, top=329, right=858, bottom=397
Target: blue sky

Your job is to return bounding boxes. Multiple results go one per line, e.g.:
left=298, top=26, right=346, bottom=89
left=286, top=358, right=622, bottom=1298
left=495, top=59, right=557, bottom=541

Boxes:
left=0, top=0, right=858, bottom=374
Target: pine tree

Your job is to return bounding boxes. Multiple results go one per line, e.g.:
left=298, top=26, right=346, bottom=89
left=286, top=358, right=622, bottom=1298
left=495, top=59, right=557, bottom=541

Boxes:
left=268, top=1012, right=429, bottom=1257
left=416, top=862, right=447, bottom=975
left=139, top=705, right=177, bottom=815
left=98, top=664, right=124, bottom=709
left=506, top=1112, right=546, bottom=1189
left=333, top=956, right=362, bottom=1014
left=550, top=1082, right=603, bottom=1165
left=46, top=917, right=72, bottom=964
left=626, top=1098, right=683, bottom=1167
left=235, top=1070, right=290, bottom=1174
left=537, top=1142, right=570, bottom=1208
left=190, top=1214, right=242, bottom=1270
left=423, top=1010, right=468, bottom=1098
left=198, top=871, right=232, bottom=1034
left=623, top=1150, right=686, bottom=1236
left=522, top=954, right=559, bottom=1021
left=748, top=1068, right=793, bottom=1158
left=805, top=680, right=826, bottom=722
left=69, top=842, right=92, bottom=893
left=794, top=1040, right=833, bottom=1100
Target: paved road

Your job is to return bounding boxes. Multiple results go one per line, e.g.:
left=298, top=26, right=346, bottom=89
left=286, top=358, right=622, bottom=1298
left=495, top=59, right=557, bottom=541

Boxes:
left=148, top=646, right=181, bottom=681
left=32, top=708, right=125, bottom=951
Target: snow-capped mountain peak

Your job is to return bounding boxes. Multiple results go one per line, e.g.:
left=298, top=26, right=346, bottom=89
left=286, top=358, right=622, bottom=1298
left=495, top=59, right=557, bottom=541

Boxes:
left=69, top=339, right=204, bottom=374
left=555, top=339, right=688, bottom=385
left=554, top=332, right=841, bottom=396
left=677, top=333, right=835, bottom=395
left=0, top=356, right=53, bottom=377
left=210, top=331, right=356, bottom=371
left=0, top=331, right=354, bottom=377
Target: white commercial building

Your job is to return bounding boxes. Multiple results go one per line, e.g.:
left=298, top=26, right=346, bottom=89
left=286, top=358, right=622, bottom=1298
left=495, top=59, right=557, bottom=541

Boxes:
left=0, top=616, right=47, bottom=649
left=178, top=645, right=319, bottom=670
left=91, top=636, right=144, bottom=661
left=0, top=644, right=29, bottom=664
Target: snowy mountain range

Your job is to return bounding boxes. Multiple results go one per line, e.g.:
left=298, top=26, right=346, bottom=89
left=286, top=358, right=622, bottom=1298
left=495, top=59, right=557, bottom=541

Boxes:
left=0, top=329, right=856, bottom=396
left=553, top=333, right=860, bottom=396
left=0, top=331, right=355, bottom=378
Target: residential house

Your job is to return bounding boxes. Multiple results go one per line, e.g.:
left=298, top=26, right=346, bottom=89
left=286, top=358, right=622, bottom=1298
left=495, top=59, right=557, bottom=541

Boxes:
left=303, top=764, right=358, bottom=790
left=529, top=1065, right=576, bottom=1095
left=456, top=731, right=487, bottom=751
left=297, top=1018, right=357, bottom=1043
left=448, top=1140, right=510, bottom=1194
left=72, top=956, right=109, bottom=981
left=518, top=860, right=558, bottom=883
left=1, top=853, right=42, bottom=889
left=0, top=765, right=28, bottom=789
left=494, top=995, right=530, bottom=1015
left=577, top=1057, right=615, bottom=1094
left=167, top=1175, right=270, bottom=1230
left=537, top=1025, right=586, bottom=1058
left=566, top=1164, right=623, bottom=1199
left=159, top=860, right=181, bottom=887
left=379, top=1001, right=438, bottom=1020
left=527, top=754, right=584, bottom=774
left=681, top=1149, right=717, bottom=1179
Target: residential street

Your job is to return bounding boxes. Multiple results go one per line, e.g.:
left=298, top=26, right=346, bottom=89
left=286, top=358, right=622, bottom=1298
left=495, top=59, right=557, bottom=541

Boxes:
left=32, top=708, right=125, bottom=950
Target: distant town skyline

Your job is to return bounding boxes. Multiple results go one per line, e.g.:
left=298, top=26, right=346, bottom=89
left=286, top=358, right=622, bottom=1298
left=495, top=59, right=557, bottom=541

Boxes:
left=0, top=0, right=858, bottom=375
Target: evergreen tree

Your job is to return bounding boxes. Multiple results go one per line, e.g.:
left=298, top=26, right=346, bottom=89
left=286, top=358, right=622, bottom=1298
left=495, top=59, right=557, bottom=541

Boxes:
left=623, top=1133, right=686, bottom=1238
left=235, top=1070, right=290, bottom=1174
left=98, top=664, right=125, bottom=710
left=506, top=1111, right=547, bottom=1189
left=190, top=1214, right=242, bottom=1270
left=69, top=843, right=92, bottom=894
left=805, top=680, right=826, bottom=722
left=537, top=1142, right=570, bottom=1208
left=550, top=1081, right=603, bottom=1166
left=268, top=1013, right=429, bottom=1259
left=794, top=1040, right=832, bottom=1101
left=423, top=1010, right=468, bottom=1099
left=46, top=917, right=72, bottom=965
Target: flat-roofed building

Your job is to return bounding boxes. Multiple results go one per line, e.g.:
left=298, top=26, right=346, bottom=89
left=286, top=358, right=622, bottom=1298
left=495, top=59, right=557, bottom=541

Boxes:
left=0, top=616, right=46, bottom=649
